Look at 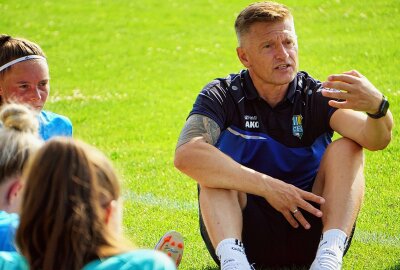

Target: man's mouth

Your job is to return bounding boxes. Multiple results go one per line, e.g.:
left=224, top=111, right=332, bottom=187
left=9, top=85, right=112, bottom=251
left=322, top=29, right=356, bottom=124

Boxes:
left=275, top=64, right=291, bottom=70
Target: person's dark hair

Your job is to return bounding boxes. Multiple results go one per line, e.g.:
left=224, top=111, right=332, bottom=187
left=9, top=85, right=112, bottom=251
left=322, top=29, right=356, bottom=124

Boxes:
left=16, top=138, right=123, bottom=270
left=0, top=34, right=46, bottom=77
left=234, top=1, right=292, bottom=44
left=0, top=103, right=41, bottom=186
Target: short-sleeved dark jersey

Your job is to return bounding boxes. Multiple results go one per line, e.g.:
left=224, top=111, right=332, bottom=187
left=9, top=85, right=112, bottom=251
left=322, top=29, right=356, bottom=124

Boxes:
left=189, top=70, right=337, bottom=189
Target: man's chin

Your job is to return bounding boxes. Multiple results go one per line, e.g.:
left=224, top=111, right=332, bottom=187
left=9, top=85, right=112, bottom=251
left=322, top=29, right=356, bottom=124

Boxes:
left=274, top=73, right=296, bottom=85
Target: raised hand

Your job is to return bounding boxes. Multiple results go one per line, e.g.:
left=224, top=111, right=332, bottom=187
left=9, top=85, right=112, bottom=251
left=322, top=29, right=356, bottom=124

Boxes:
left=320, top=70, right=383, bottom=114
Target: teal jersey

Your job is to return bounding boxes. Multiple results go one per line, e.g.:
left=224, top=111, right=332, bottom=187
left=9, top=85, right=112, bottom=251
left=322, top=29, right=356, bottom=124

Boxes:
left=83, top=250, right=176, bottom=270
left=0, top=252, right=27, bottom=270
left=0, top=250, right=176, bottom=270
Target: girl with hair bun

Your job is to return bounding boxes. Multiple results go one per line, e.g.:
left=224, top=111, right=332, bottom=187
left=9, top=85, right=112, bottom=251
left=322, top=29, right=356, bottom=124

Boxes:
left=0, top=103, right=43, bottom=251
left=0, top=34, right=72, bottom=140
left=0, top=138, right=176, bottom=270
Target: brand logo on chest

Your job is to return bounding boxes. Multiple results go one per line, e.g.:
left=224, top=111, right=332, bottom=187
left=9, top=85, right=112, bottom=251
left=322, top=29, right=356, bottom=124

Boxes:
left=244, top=115, right=259, bottom=129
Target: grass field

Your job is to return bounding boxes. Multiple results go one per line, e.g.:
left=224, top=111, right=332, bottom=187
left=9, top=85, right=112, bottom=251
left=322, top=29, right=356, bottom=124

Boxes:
left=1, top=0, right=399, bottom=269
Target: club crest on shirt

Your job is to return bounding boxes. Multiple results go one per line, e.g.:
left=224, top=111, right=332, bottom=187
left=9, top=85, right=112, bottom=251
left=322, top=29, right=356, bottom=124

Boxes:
left=292, top=114, right=303, bottom=139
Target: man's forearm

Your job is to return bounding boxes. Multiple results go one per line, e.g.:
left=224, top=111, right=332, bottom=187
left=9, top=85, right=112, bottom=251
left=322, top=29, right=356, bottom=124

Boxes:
left=174, top=137, right=272, bottom=196
left=331, top=109, right=393, bottom=151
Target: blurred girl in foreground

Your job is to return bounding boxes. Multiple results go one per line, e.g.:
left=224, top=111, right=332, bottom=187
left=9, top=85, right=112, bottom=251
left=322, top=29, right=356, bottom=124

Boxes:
left=1, top=138, right=176, bottom=270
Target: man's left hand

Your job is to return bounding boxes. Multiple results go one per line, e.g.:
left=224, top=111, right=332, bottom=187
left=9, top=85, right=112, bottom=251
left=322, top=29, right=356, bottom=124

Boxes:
left=320, top=70, right=383, bottom=115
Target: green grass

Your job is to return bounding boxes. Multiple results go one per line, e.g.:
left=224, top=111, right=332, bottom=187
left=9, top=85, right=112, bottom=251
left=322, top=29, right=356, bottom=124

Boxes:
left=1, top=0, right=399, bottom=269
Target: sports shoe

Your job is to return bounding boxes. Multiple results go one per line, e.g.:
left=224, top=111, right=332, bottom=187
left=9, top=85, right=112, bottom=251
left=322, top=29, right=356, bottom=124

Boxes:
left=155, top=230, right=184, bottom=267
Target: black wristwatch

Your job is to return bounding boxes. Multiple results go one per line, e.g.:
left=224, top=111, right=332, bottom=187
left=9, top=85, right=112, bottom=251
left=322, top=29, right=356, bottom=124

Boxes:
left=367, top=95, right=389, bottom=119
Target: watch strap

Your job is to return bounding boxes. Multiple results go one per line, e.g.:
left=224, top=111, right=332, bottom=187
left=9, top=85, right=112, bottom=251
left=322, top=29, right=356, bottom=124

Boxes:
left=367, top=95, right=389, bottom=119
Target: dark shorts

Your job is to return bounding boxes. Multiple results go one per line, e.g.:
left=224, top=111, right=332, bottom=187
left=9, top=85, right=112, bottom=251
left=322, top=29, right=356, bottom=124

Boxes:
left=199, top=192, right=355, bottom=268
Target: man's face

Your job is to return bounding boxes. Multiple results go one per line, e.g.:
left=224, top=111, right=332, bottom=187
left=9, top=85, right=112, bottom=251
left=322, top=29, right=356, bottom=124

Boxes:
left=0, top=59, right=50, bottom=111
left=237, top=18, right=298, bottom=87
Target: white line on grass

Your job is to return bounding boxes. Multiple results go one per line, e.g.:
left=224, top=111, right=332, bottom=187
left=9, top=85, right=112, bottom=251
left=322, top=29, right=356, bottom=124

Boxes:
left=355, top=230, right=400, bottom=247
left=124, top=191, right=400, bottom=247
left=48, top=89, right=128, bottom=103
left=123, top=191, right=197, bottom=211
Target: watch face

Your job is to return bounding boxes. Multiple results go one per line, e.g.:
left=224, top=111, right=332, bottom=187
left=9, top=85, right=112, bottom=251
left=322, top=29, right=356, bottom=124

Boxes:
left=367, top=96, right=389, bottom=119
left=381, top=98, right=389, bottom=115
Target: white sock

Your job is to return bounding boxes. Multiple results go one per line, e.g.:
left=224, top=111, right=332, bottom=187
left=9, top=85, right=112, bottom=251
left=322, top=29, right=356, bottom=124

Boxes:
left=310, top=229, right=347, bottom=270
left=216, top=238, right=252, bottom=270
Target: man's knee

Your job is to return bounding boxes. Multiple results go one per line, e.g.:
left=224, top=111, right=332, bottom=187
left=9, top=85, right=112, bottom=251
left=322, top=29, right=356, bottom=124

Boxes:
left=325, top=137, right=364, bottom=164
left=314, top=137, right=365, bottom=194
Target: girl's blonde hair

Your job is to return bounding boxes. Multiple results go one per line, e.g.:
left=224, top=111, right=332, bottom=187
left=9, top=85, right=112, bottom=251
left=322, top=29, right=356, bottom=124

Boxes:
left=0, top=103, right=42, bottom=185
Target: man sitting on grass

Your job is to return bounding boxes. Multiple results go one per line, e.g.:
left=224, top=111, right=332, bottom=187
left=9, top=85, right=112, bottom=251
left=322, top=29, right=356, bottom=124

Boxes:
left=174, top=1, right=393, bottom=269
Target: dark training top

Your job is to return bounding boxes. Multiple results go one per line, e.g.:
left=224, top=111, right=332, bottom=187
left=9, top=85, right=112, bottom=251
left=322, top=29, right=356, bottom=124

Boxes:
left=189, top=70, right=337, bottom=190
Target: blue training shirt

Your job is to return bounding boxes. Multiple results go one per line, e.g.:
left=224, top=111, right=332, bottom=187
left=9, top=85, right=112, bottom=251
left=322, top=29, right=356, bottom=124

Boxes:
left=189, top=70, right=337, bottom=190
left=38, top=110, right=72, bottom=141
left=0, top=211, right=19, bottom=252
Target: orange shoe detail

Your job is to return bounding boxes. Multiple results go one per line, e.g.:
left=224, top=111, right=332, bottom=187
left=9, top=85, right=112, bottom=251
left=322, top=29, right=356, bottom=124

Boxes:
left=155, top=231, right=184, bottom=268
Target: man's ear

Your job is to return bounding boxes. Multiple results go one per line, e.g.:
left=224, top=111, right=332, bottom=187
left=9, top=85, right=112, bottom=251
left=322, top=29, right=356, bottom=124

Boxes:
left=236, top=47, right=250, bottom=68
left=6, top=180, right=22, bottom=205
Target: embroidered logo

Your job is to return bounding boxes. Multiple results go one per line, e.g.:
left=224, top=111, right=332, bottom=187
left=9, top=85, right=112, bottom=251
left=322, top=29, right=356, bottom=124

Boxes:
left=292, top=115, right=303, bottom=139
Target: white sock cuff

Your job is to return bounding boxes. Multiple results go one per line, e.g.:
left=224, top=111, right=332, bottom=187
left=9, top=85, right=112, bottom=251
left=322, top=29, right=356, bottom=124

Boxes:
left=323, top=229, right=347, bottom=245
left=216, top=238, right=245, bottom=258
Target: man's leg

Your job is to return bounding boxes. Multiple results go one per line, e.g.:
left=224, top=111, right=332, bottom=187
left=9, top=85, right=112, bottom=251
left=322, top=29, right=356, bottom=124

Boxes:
left=311, top=137, right=365, bottom=270
left=199, top=185, right=252, bottom=269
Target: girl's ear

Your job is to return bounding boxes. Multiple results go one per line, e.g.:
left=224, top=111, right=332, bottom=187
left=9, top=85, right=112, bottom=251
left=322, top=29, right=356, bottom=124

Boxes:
left=104, top=200, right=117, bottom=224
left=7, top=179, right=23, bottom=205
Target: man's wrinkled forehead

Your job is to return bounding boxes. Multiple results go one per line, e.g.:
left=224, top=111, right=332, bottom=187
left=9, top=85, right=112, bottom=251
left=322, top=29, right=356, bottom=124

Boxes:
left=264, top=29, right=297, bottom=40
left=237, top=18, right=296, bottom=46
left=248, top=18, right=296, bottom=36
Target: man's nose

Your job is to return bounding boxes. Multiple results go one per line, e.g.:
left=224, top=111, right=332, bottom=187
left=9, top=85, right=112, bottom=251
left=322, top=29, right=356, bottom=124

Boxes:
left=275, top=43, right=289, bottom=59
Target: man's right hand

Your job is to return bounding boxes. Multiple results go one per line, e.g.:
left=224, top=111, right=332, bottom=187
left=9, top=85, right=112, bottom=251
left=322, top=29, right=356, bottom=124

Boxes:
left=262, top=177, right=325, bottom=229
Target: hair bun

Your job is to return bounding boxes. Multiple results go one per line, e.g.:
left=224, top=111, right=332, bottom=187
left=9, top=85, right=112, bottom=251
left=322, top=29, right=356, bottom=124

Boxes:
left=0, top=104, right=39, bottom=134
left=0, top=34, right=12, bottom=46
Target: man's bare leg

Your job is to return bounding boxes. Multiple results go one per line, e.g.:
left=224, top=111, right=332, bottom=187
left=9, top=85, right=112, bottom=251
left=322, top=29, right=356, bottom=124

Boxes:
left=311, top=137, right=365, bottom=270
left=199, top=185, right=252, bottom=269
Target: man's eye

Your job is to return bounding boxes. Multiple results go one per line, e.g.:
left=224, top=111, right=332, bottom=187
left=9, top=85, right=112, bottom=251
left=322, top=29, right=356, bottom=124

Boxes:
left=39, top=82, right=47, bottom=87
left=264, top=44, right=271, bottom=48
left=19, top=84, right=30, bottom=90
left=285, top=40, right=296, bottom=47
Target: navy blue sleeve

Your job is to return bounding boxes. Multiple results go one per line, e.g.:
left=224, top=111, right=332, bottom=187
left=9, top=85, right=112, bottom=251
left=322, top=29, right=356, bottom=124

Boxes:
left=316, top=88, right=338, bottom=125
left=189, top=79, right=234, bottom=130
left=301, top=73, right=338, bottom=137
left=311, top=91, right=337, bottom=133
